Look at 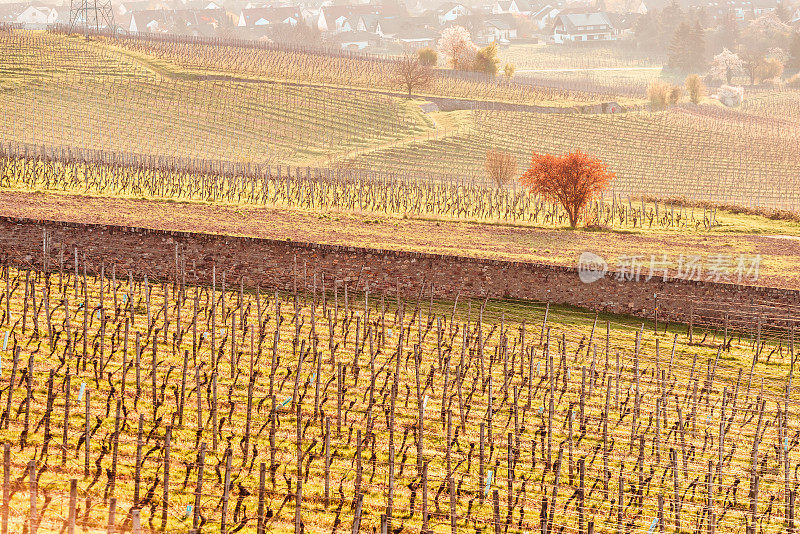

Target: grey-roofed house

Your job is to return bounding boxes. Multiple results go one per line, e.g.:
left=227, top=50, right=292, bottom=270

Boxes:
left=551, top=11, right=616, bottom=42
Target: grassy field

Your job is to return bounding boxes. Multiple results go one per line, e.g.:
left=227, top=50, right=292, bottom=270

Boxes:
left=0, top=262, right=795, bottom=532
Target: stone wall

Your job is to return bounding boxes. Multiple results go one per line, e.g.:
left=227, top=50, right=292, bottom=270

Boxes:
left=1, top=216, right=798, bottom=331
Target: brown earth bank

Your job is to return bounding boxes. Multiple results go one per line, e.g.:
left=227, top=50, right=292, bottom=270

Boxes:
left=1, top=190, right=800, bottom=288
left=1, top=207, right=799, bottom=336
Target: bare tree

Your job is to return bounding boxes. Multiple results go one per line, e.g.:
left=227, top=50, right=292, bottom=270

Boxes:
left=484, top=149, right=516, bottom=187
left=393, top=54, right=433, bottom=98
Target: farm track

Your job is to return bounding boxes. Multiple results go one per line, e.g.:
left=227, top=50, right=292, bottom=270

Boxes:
left=1, top=190, right=799, bottom=289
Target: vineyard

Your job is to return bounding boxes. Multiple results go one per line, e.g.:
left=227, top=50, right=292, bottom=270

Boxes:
left=0, top=16, right=799, bottom=534
left=2, top=30, right=799, bottom=214
left=0, top=243, right=797, bottom=533
left=0, top=143, right=736, bottom=232
left=343, top=97, right=800, bottom=212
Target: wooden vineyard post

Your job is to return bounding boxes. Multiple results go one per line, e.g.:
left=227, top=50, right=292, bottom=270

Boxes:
left=107, top=497, right=116, bottom=534
left=131, top=510, right=141, bottom=534
left=212, top=372, right=218, bottom=451
left=221, top=448, right=232, bottom=534
left=3, top=347, right=18, bottom=430
left=196, top=366, right=202, bottom=436
left=62, top=374, right=71, bottom=466
left=295, top=400, right=303, bottom=534
left=355, top=430, right=363, bottom=508
left=422, top=461, right=429, bottom=533
left=23, top=353, right=32, bottom=449
left=42, top=371, right=54, bottom=458
left=479, top=422, right=485, bottom=505
left=257, top=463, right=266, bottom=534
left=178, top=350, right=188, bottom=428
left=324, top=416, right=330, bottom=509
left=492, top=489, right=500, bottom=534
left=135, top=333, right=141, bottom=401
left=84, top=389, right=90, bottom=477
left=1, top=444, right=8, bottom=534
left=192, top=442, right=206, bottom=531
left=162, top=425, right=171, bottom=531
left=108, top=400, right=121, bottom=500
left=133, top=415, right=143, bottom=508
left=449, top=477, right=457, bottom=534
left=671, top=449, right=681, bottom=530
left=28, top=461, right=36, bottom=534
left=617, top=467, right=624, bottom=534
left=578, top=458, right=585, bottom=534
left=68, top=479, right=77, bottom=534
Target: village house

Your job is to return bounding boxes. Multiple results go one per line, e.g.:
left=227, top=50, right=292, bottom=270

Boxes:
left=477, top=15, right=518, bottom=43
left=238, top=6, right=300, bottom=27
left=551, top=11, right=616, bottom=42
left=317, top=4, right=376, bottom=32
left=530, top=4, right=560, bottom=30
left=437, top=2, right=470, bottom=24
left=13, top=4, right=60, bottom=24
left=491, top=0, right=532, bottom=16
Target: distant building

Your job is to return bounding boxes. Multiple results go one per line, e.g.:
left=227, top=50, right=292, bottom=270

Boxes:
left=329, top=29, right=378, bottom=48
left=551, top=11, right=616, bottom=42
left=491, top=0, right=532, bottom=16
left=14, top=4, right=59, bottom=24
left=238, top=6, right=300, bottom=27
left=393, top=26, right=437, bottom=48
left=530, top=5, right=560, bottom=30
left=437, top=2, right=470, bottom=24
left=477, top=15, right=518, bottom=43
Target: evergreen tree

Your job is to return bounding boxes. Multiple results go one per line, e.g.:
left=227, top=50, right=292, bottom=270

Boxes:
left=689, top=21, right=706, bottom=71
left=790, top=31, right=800, bottom=71
left=667, top=22, right=692, bottom=71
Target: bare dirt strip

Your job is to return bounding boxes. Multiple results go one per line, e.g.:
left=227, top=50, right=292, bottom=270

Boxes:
left=1, top=189, right=799, bottom=289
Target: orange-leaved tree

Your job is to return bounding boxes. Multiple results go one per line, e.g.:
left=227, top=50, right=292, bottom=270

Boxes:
left=519, top=151, right=614, bottom=228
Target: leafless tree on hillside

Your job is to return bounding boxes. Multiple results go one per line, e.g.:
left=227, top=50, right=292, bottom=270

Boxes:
left=393, top=54, right=433, bottom=98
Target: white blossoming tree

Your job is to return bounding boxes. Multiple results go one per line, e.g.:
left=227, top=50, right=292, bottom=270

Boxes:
left=709, top=48, right=744, bottom=84
left=437, top=26, right=477, bottom=70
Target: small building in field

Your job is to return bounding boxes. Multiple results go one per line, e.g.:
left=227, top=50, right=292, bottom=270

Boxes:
left=551, top=11, right=616, bottom=42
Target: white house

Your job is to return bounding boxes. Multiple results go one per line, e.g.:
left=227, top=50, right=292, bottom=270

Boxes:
left=437, top=2, right=469, bottom=24
left=491, top=0, right=532, bottom=15
left=129, top=9, right=171, bottom=32
left=479, top=17, right=517, bottom=43
left=238, top=7, right=299, bottom=27
left=15, top=5, right=58, bottom=24
left=551, top=11, right=616, bottom=42
left=531, top=5, right=560, bottom=30
left=317, top=5, right=372, bottom=32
